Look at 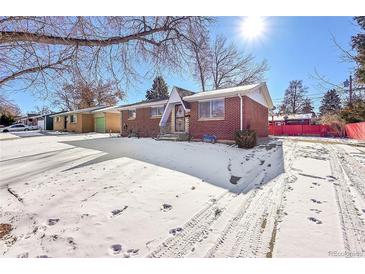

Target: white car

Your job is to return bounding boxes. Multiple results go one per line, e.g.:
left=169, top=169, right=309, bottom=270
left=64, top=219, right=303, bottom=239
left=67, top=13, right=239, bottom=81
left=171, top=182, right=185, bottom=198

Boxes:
left=1, top=124, right=32, bottom=132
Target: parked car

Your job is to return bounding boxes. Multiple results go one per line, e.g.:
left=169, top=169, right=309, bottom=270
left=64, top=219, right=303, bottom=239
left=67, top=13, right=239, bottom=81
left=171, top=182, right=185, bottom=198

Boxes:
left=0, top=124, right=32, bottom=132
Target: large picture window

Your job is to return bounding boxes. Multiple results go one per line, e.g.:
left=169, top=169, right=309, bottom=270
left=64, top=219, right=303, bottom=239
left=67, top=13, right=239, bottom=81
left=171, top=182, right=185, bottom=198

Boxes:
left=150, top=106, right=164, bottom=117
left=198, top=99, right=225, bottom=119
left=128, top=109, right=136, bottom=119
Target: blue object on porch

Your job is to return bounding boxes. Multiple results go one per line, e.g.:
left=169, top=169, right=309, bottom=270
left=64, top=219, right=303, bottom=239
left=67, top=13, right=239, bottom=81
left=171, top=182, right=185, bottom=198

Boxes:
left=202, top=134, right=217, bottom=144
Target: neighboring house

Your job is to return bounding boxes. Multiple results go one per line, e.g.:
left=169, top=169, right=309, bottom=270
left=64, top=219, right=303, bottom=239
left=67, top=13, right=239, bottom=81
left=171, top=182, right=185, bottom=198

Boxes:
left=268, top=113, right=313, bottom=126
left=30, top=112, right=65, bottom=130
left=119, top=83, right=273, bottom=141
left=17, top=113, right=41, bottom=126
left=51, top=106, right=120, bottom=133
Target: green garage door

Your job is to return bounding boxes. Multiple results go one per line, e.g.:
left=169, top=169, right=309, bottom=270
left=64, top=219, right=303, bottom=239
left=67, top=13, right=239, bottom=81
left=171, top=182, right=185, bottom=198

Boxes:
left=95, top=117, right=105, bottom=133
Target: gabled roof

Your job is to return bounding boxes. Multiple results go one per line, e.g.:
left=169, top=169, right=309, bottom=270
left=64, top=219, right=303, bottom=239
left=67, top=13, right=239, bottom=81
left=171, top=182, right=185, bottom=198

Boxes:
left=171, top=86, right=195, bottom=111
left=183, top=83, right=273, bottom=109
left=175, top=86, right=195, bottom=98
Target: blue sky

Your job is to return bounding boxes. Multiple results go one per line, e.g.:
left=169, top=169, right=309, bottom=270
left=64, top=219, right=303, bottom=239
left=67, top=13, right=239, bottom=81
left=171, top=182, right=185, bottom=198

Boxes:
left=3, top=16, right=360, bottom=114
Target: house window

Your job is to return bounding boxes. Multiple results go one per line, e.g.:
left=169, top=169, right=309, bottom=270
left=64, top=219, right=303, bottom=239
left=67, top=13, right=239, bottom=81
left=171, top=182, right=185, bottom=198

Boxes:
left=70, top=114, right=77, bottom=123
left=198, top=99, right=225, bottom=119
left=128, top=109, right=136, bottom=119
left=150, top=106, right=164, bottom=117
left=56, top=117, right=60, bottom=122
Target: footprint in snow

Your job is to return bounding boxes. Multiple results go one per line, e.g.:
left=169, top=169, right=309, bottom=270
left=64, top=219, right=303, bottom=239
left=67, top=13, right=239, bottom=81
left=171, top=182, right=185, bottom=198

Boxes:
left=169, top=227, right=183, bottom=236
left=310, top=199, right=322, bottom=204
left=161, top=204, right=173, bottom=212
left=47, top=218, right=60, bottom=226
left=308, top=217, right=322, bottom=224
left=111, top=206, right=128, bottom=217
left=362, top=209, right=365, bottom=214
left=110, top=244, right=122, bottom=255
left=125, top=248, right=139, bottom=257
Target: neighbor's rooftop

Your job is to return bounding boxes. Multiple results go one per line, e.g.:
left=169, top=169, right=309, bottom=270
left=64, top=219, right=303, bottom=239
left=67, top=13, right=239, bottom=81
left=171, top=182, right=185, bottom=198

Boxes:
left=269, top=113, right=313, bottom=121
left=50, top=106, right=116, bottom=116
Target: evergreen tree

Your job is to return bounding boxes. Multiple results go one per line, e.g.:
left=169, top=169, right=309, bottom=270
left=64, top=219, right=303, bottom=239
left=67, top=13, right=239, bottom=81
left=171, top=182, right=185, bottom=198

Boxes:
left=279, top=80, right=307, bottom=114
left=301, top=98, right=314, bottom=114
left=341, top=99, right=365, bottom=123
left=319, top=89, right=342, bottom=116
left=145, top=76, right=169, bottom=100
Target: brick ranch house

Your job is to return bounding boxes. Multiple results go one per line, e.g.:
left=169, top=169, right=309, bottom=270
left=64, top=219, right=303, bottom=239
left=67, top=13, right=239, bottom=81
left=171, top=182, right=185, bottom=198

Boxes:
left=118, top=83, right=273, bottom=141
left=51, top=106, right=120, bottom=133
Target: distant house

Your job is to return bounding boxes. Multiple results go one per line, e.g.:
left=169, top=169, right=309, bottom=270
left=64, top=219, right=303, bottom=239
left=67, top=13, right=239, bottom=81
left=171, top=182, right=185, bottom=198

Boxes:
left=17, top=113, right=40, bottom=126
left=118, top=83, right=273, bottom=141
left=51, top=106, right=120, bottom=133
left=268, top=113, right=313, bottom=126
left=30, top=111, right=66, bottom=130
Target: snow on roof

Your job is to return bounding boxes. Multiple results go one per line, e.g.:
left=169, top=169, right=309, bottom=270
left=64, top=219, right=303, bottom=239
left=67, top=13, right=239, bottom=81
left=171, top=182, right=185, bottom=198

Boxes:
left=117, top=99, right=168, bottom=110
left=183, top=83, right=273, bottom=109
left=50, top=106, right=109, bottom=116
left=269, top=113, right=313, bottom=121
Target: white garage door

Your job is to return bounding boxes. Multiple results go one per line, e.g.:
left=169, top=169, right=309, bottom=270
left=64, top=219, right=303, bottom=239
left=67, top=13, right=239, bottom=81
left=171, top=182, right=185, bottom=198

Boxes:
left=37, top=119, right=44, bottom=130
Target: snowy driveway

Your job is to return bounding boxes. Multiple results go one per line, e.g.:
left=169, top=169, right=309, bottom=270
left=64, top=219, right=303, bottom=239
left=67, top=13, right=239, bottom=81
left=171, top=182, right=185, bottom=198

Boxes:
left=1, top=134, right=365, bottom=258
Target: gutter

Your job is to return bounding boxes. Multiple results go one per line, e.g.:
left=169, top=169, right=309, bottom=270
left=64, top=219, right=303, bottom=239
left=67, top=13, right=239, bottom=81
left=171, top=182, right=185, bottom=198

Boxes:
left=238, top=94, right=243, bottom=131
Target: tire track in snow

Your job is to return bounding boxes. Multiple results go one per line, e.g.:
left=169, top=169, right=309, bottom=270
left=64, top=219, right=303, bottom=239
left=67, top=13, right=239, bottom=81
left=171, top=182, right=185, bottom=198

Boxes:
left=332, top=146, right=365, bottom=201
left=147, top=190, right=235, bottom=258
left=328, top=145, right=365, bottom=254
left=205, top=141, right=297, bottom=258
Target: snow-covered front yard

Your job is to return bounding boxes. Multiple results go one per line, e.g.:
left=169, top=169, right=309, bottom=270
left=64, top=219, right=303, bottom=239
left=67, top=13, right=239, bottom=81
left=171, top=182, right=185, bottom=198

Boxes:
left=1, top=133, right=365, bottom=258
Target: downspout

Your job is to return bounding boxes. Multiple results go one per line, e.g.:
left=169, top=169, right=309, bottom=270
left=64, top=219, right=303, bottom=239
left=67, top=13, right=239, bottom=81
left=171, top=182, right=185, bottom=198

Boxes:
left=238, top=94, right=243, bottom=131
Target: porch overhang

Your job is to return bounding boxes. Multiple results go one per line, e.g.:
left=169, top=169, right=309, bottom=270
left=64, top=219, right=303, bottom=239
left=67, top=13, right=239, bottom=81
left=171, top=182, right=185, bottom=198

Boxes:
left=159, top=87, right=190, bottom=127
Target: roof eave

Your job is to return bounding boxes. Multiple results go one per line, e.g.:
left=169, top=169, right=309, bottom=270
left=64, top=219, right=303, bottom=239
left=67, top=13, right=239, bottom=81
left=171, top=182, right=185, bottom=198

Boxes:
left=117, top=99, right=168, bottom=111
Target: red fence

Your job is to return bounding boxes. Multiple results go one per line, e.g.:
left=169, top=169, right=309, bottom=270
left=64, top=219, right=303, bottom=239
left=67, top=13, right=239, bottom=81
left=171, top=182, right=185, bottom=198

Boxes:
left=269, top=124, right=336, bottom=137
left=345, top=122, right=365, bottom=140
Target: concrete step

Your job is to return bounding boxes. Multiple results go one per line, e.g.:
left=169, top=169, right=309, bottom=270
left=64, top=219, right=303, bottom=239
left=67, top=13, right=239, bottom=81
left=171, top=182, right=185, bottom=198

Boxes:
left=156, top=136, right=179, bottom=141
left=156, top=132, right=190, bottom=141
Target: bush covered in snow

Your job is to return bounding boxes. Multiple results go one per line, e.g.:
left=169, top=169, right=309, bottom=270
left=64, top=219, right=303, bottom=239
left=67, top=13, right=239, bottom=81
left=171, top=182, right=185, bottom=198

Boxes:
left=234, top=129, right=257, bottom=148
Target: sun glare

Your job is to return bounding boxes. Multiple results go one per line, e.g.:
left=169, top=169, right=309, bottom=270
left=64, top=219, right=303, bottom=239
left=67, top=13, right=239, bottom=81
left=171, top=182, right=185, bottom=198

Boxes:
left=241, top=16, right=266, bottom=40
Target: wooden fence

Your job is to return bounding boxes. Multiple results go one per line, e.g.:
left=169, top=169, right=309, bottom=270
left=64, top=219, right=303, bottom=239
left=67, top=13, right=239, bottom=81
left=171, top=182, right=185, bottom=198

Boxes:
left=345, top=122, right=365, bottom=140
left=269, top=124, right=339, bottom=137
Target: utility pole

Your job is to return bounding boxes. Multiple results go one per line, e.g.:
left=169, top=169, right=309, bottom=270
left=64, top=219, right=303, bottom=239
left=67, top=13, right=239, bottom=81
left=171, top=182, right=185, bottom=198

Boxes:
left=344, top=75, right=353, bottom=108
left=349, top=74, right=353, bottom=107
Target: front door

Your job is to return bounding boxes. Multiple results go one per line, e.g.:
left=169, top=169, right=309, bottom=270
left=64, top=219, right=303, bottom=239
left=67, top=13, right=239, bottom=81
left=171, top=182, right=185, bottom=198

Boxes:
left=64, top=116, right=67, bottom=129
left=175, top=104, right=185, bottom=132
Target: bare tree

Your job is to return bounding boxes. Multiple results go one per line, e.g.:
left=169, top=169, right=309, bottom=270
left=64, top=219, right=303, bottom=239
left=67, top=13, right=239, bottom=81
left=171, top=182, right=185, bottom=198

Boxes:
left=0, top=16, right=210, bottom=95
left=210, top=36, right=268, bottom=89
left=53, top=79, right=124, bottom=111
left=0, top=94, right=21, bottom=116
left=280, top=80, right=308, bottom=114
left=189, top=32, right=212, bottom=91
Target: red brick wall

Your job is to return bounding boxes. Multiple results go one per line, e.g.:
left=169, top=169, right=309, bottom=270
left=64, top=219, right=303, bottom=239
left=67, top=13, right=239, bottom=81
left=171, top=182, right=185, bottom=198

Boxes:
left=189, top=96, right=268, bottom=140
left=242, top=96, right=268, bottom=137
left=189, top=97, right=240, bottom=140
left=121, top=108, right=162, bottom=137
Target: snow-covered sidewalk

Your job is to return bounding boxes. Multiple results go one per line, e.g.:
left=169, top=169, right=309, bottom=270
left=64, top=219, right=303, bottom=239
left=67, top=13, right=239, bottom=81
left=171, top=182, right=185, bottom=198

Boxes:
left=1, top=134, right=365, bottom=258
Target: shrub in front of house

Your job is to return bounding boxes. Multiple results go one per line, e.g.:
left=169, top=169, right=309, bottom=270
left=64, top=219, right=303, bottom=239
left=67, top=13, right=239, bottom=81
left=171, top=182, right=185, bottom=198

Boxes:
left=234, top=129, right=257, bottom=148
